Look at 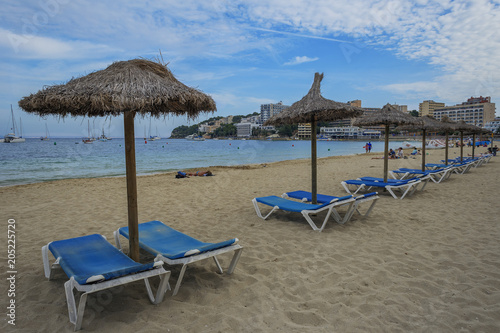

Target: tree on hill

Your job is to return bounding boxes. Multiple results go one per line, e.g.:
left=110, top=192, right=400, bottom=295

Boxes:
left=170, top=124, right=199, bottom=138
left=214, top=124, right=237, bottom=137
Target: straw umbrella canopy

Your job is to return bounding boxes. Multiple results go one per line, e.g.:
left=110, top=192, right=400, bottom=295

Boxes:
left=398, top=115, right=451, bottom=171
left=18, top=59, right=216, bottom=261
left=353, top=104, right=422, bottom=182
left=264, top=72, right=363, bottom=204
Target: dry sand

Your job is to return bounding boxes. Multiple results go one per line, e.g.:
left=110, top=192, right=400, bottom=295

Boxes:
left=1, top=146, right=499, bottom=332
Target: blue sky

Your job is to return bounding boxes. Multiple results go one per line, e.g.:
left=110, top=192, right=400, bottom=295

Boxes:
left=2, top=0, right=499, bottom=138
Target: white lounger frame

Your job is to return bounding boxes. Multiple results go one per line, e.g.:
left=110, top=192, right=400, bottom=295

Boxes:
left=42, top=241, right=170, bottom=331
left=390, top=168, right=453, bottom=184
left=252, top=196, right=356, bottom=232
left=114, top=231, right=243, bottom=297
left=281, top=192, right=379, bottom=224
left=341, top=179, right=422, bottom=200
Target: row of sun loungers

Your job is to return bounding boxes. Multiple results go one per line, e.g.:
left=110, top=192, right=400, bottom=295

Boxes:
left=42, top=220, right=242, bottom=330
left=44, top=153, right=493, bottom=330
left=252, top=153, right=493, bottom=232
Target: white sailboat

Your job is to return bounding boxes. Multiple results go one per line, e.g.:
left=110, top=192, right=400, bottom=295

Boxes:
left=185, top=134, right=205, bottom=141
left=41, top=123, right=50, bottom=140
left=82, top=120, right=93, bottom=144
left=4, top=105, right=25, bottom=143
left=148, top=118, right=161, bottom=140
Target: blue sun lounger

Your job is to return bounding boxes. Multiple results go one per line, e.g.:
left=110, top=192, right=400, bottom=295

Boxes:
left=341, top=178, right=421, bottom=199
left=114, top=220, right=243, bottom=296
left=42, top=234, right=170, bottom=331
left=390, top=167, right=452, bottom=183
left=252, top=194, right=356, bottom=231
left=282, top=190, right=379, bottom=222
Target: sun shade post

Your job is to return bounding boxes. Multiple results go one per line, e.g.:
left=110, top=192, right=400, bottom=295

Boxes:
left=445, top=131, right=449, bottom=166
left=311, top=116, right=318, bottom=204
left=421, top=129, right=426, bottom=172
left=124, top=111, right=140, bottom=262
left=460, top=131, right=464, bottom=163
left=472, top=133, right=476, bottom=158
left=384, top=124, right=389, bottom=183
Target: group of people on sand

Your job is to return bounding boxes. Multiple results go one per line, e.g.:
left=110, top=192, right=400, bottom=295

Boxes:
left=388, top=147, right=421, bottom=159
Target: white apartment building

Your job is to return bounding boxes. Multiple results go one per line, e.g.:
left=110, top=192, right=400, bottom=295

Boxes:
left=484, top=117, right=500, bottom=133
left=320, top=126, right=381, bottom=138
left=432, top=96, right=495, bottom=127
left=260, top=102, right=289, bottom=124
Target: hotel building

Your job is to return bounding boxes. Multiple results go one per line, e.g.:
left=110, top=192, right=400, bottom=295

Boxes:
left=419, top=100, right=445, bottom=117
left=298, top=123, right=312, bottom=139
left=432, top=96, right=496, bottom=127
left=260, top=101, right=289, bottom=124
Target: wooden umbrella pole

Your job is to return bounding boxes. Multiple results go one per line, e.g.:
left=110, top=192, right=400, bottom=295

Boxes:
left=124, top=112, right=140, bottom=262
left=472, top=133, right=476, bottom=158
left=421, top=129, right=426, bottom=171
left=460, top=131, right=464, bottom=163
left=384, top=124, right=389, bottom=183
left=445, top=132, right=449, bottom=166
left=311, top=117, right=317, bottom=204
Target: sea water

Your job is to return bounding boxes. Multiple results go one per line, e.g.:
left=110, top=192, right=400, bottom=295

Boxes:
left=0, top=138, right=408, bottom=187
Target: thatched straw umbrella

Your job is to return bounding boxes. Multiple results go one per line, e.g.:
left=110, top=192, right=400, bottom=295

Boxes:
left=353, top=104, right=422, bottom=182
left=264, top=72, right=362, bottom=204
left=18, top=59, right=216, bottom=261
left=398, top=115, right=451, bottom=171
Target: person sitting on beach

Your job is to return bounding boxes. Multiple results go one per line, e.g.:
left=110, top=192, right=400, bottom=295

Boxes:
left=411, top=147, right=418, bottom=157
left=176, top=170, right=213, bottom=178
left=397, top=147, right=404, bottom=159
left=389, top=149, right=396, bottom=159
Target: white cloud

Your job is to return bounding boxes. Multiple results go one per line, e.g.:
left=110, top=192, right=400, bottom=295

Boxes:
left=238, top=0, right=500, bottom=104
left=284, top=56, right=319, bottom=66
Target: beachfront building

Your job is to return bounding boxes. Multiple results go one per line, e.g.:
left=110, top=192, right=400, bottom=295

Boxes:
left=419, top=100, right=445, bottom=116
left=235, top=123, right=252, bottom=138
left=320, top=126, right=381, bottom=139
left=241, top=115, right=261, bottom=125
left=484, top=117, right=500, bottom=133
left=260, top=102, right=289, bottom=124
left=432, top=96, right=496, bottom=127
left=199, top=123, right=219, bottom=133
left=298, top=123, right=312, bottom=139
left=393, top=104, right=408, bottom=113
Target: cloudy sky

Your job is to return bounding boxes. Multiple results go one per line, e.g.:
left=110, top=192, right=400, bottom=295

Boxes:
left=2, top=0, right=499, bottom=137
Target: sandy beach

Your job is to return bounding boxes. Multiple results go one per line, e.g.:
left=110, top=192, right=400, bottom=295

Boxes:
left=1, top=146, right=499, bottom=332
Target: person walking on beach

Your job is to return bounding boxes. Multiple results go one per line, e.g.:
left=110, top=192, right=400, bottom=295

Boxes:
left=365, top=142, right=369, bottom=153
left=368, top=142, right=372, bottom=152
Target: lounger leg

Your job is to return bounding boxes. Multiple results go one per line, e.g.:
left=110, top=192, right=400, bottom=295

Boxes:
left=227, top=248, right=243, bottom=275
left=339, top=201, right=356, bottom=224
left=252, top=198, right=279, bottom=220
left=342, top=182, right=365, bottom=195
left=213, top=256, right=223, bottom=274
left=144, top=270, right=171, bottom=304
left=385, top=187, right=400, bottom=199
left=64, top=279, right=87, bottom=331
left=172, top=264, right=188, bottom=296
left=113, top=230, right=122, bottom=251
left=301, top=211, right=322, bottom=231
left=42, top=245, right=52, bottom=279
left=362, top=198, right=378, bottom=217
